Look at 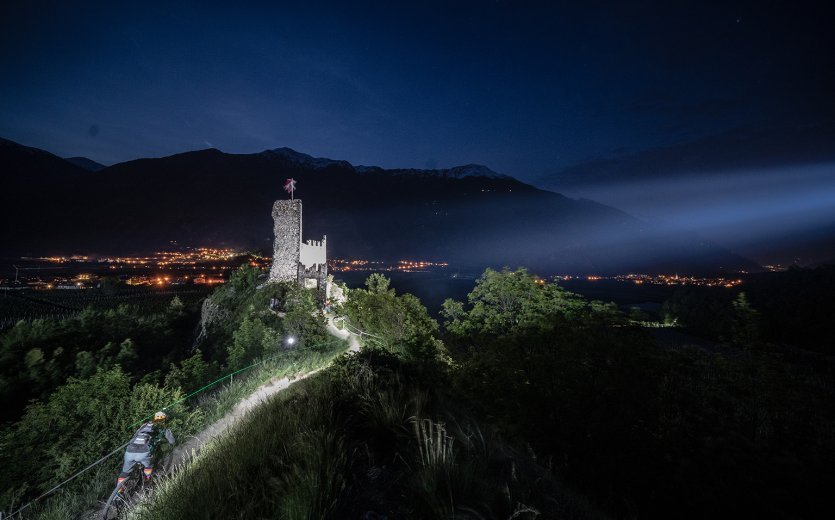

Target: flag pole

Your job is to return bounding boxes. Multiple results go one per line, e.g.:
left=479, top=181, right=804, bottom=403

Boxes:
left=284, top=178, right=296, bottom=200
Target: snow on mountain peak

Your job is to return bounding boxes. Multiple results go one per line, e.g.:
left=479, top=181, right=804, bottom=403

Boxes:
left=262, top=147, right=351, bottom=169
left=444, top=164, right=508, bottom=179
left=261, top=147, right=508, bottom=180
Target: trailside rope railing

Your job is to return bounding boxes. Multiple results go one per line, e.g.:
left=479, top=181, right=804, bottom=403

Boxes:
left=5, top=317, right=364, bottom=518
left=128, top=356, right=271, bottom=428
left=333, top=315, right=384, bottom=340
left=5, top=353, right=288, bottom=518
left=5, top=442, right=130, bottom=519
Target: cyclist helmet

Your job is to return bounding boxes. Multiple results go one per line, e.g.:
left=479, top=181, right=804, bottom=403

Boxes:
left=153, top=411, right=168, bottom=423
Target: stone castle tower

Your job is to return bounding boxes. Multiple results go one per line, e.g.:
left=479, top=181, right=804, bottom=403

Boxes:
left=269, top=199, right=328, bottom=295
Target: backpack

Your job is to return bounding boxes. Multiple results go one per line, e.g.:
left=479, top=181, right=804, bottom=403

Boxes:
left=127, top=424, right=156, bottom=453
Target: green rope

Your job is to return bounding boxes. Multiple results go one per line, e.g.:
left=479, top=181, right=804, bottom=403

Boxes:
left=8, top=355, right=280, bottom=518
left=7, top=318, right=357, bottom=517
left=7, top=356, right=277, bottom=518
left=129, top=357, right=268, bottom=427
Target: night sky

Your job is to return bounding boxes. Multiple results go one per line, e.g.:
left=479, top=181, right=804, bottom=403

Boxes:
left=1, top=0, right=831, bottom=173
left=2, top=1, right=834, bottom=262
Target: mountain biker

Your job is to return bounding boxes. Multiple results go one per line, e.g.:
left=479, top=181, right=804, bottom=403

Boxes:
left=116, top=411, right=176, bottom=489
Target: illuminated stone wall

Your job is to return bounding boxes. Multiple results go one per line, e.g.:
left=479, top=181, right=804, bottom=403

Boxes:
left=269, top=199, right=302, bottom=282
left=268, top=199, right=329, bottom=299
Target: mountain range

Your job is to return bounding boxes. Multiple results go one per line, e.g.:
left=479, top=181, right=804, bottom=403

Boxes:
left=0, top=138, right=757, bottom=274
left=537, top=124, right=835, bottom=193
left=533, top=124, right=835, bottom=265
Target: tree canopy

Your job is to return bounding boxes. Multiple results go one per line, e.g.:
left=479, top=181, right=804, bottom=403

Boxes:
left=442, top=267, right=624, bottom=345
left=343, top=274, right=448, bottom=363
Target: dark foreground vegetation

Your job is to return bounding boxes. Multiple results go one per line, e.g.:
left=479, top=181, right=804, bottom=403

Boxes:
left=3, top=265, right=834, bottom=519
left=132, top=351, right=602, bottom=519
left=662, top=264, right=835, bottom=354
left=0, top=285, right=212, bottom=331
left=0, top=291, right=203, bottom=423
left=134, top=267, right=834, bottom=519
left=0, top=266, right=345, bottom=518
left=442, top=269, right=834, bottom=518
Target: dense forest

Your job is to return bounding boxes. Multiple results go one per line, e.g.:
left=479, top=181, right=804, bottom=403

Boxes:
left=0, top=293, right=201, bottom=423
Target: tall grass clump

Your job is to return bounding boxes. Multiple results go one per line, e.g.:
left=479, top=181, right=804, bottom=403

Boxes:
left=4, top=465, right=115, bottom=520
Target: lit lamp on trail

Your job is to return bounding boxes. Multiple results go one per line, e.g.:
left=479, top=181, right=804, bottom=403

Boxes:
left=286, top=336, right=296, bottom=346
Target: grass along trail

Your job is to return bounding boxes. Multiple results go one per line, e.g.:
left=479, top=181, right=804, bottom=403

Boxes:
left=168, top=315, right=361, bottom=471
left=169, top=366, right=327, bottom=469
left=104, top=316, right=360, bottom=519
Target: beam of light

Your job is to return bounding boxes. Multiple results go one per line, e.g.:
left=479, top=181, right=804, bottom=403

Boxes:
left=560, top=162, right=835, bottom=261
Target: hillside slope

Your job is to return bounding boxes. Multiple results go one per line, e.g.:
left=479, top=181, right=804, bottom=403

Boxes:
left=129, top=352, right=604, bottom=520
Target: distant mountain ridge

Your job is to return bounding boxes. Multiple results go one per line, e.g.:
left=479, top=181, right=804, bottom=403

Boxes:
left=0, top=138, right=757, bottom=274
left=357, top=163, right=510, bottom=180
left=260, top=147, right=508, bottom=179
left=0, top=136, right=88, bottom=180
left=537, top=124, right=835, bottom=192
left=259, top=147, right=354, bottom=171
left=533, top=124, right=835, bottom=265
left=64, top=156, right=106, bottom=172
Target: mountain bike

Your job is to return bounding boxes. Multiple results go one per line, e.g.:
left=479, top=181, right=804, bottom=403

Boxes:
left=101, top=462, right=149, bottom=520
left=100, top=449, right=172, bottom=519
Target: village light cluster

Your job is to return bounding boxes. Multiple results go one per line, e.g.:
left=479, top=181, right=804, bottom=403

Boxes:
left=7, top=249, right=742, bottom=291
left=6, top=247, right=247, bottom=289
left=554, top=273, right=744, bottom=288
left=615, top=273, right=743, bottom=288
left=26, top=248, right=240, bottom=267
left=329, top=259, right=448, bottom=273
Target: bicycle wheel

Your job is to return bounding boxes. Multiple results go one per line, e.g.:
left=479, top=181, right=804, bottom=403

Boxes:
left=101, top=488, right=125, bottom=520
left=101, top=464, right=145, bottom=519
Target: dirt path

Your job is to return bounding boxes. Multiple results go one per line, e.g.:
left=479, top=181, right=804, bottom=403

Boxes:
left=169, top=368, right=323, bottom=468
left=170, top=317, right=359, bottom=466
left=326, top=315, right=361, bottom=353
left=98, top=318, right=360, bottom=518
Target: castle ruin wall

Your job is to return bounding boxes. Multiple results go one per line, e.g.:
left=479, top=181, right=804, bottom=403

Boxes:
left=269, top=199, right=302, bottom=283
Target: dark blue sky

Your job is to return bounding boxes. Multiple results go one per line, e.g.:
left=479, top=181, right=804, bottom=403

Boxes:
left=1, top=0, right=833, bottom=181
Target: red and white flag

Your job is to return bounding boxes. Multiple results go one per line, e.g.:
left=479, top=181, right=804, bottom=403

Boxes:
left=283, top=178, right=297, bottom=198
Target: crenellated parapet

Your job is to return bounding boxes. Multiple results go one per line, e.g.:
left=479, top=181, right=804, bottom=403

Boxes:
left=300, top=236, right=327, bottom=270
